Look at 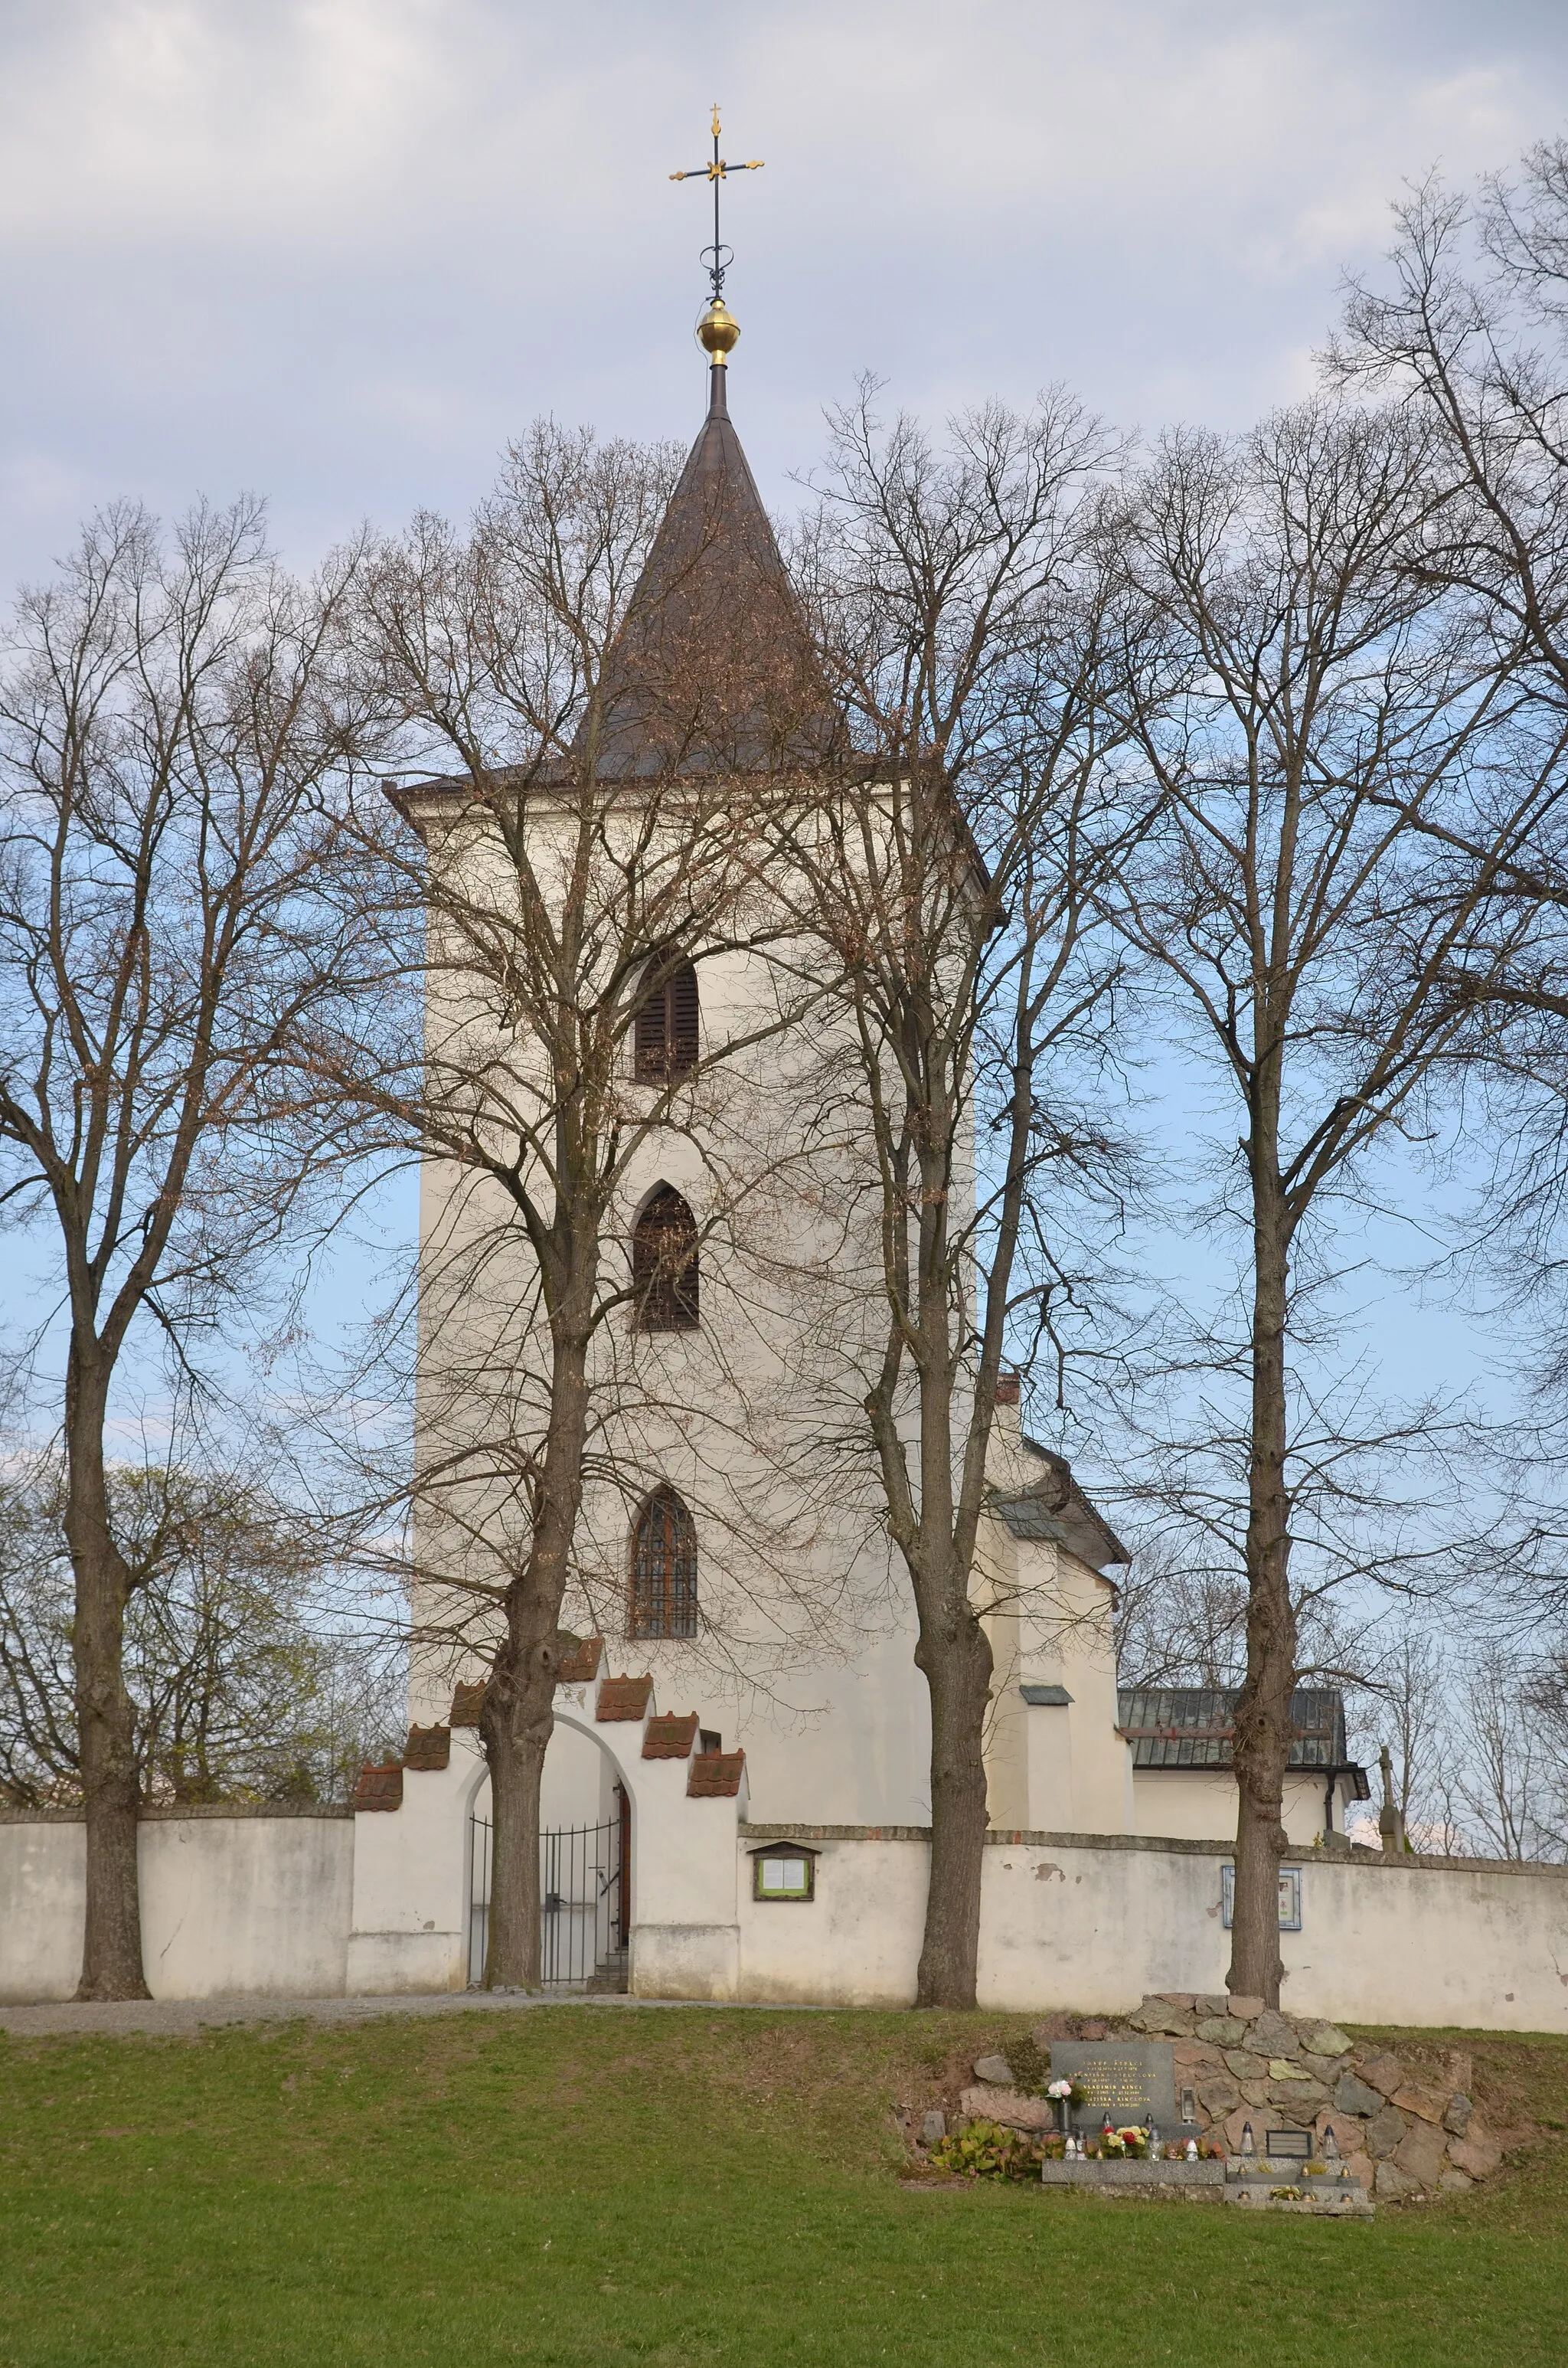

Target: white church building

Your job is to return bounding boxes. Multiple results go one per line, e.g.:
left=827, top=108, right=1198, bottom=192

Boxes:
left=351, top=335, right=1538, bottom=2028
left=5, top=325, right=1564, bottom=2037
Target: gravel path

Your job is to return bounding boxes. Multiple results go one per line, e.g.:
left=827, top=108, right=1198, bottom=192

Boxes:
left=0, top=1988, right=812, bottom=2042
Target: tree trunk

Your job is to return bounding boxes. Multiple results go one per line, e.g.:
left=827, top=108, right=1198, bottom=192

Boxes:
left=66, top=1346, right=150, bottom=2002
left=1227, top=1170, right=1296, bottom=2007
left=480, top=1648, right=554, bottom=1990
left=479, top=1297, right=591, bottom=1990
left=913, top=1571, right=994, bottom=2008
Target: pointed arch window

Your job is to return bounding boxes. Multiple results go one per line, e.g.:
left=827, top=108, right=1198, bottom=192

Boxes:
left=634, top=952, right=699, bottom=1080
left=632, top=1185, right=700, bottom=1331
left=630, top=1488, right=698, bottom=1639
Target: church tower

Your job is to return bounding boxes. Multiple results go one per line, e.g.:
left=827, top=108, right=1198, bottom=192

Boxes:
left=393, top=116, right=1160, bottom=2006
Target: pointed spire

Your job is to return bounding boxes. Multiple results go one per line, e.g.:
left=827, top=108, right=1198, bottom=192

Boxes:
left=586, top=372, right=834, bottom=780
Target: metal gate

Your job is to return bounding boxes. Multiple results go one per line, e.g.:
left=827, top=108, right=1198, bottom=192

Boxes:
left=468, top=1798, right=625, bottom=1989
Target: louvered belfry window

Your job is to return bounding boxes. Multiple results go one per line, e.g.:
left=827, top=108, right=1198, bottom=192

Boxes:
left=634, top=953, right=700, bottom=1080
left=630, top=1488, right=698, bottom=1639
left=632, top=1185, right=699, bottom=1331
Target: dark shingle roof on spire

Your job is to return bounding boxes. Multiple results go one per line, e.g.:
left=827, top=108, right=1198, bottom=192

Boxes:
left=586, top=366, right=836, bottom=778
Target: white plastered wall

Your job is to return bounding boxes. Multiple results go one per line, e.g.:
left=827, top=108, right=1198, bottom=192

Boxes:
left=1129, top=1768, right=1338, bottom=1848
left=5, top=1802, right=1565, bottom=2031
left=734, top=1828, right=1568, bottom=2030
left=980, top=1509, right=1135, bottom=1838
left=348, top=1674, right=750, bottom=2001
left=0, top=1810, right=353, bottom=2004
left=399, top=795, right=959, bottom=1835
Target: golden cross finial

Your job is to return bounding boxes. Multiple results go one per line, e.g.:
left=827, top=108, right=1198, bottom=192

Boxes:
left=669, top=104, right=763, bottom=304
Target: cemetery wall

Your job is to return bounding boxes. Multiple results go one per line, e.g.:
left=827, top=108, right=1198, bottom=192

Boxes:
left=730, top=1827, right=1568, bottom=2032
left=0, top=1808, right=354, bottom=2003
left=5, top=1804, right=1565, bottom=2030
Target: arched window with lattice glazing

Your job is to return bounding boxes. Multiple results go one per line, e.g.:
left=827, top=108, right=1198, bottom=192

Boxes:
left=629, top=1488, right=698, bottom=1639
left=631, top=1184, right=699, bottom=1331
left=633, top=951, right=699, bottom=1080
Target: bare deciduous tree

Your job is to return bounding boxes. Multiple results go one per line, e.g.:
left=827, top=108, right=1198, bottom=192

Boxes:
left=775, top=388, right=1145, bottom=2006
left=0, top=501, right=366, bottom=1997
left=1109, top=395, right=1530, bottom=2002
left=1338, top=154, right=1568, bottom=1602
left=1114, top=1530, right=1249, bottom=1689
left=1348, top=1611, right=1463, bottom=1853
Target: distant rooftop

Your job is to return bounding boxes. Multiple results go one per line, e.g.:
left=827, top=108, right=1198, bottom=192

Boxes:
left=1117, top=1686, right=1368, bottom=1792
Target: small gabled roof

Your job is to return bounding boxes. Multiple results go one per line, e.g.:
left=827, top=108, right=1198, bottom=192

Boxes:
left=991, top=1441, right=1130, bottom=1572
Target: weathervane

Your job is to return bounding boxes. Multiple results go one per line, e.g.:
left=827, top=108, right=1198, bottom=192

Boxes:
left=669, top=104, right=763, bottom=368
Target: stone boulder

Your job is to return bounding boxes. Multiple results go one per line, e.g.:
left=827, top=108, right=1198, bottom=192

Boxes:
left=972, top=2054, right=1014, bottom=2087
left=1333, top=2072, right=1386, bottom=2120
left=959, top=2085, right=1053, bottom=2133
left=1356, top=2049, right=1406, bottom=2098
left=1447, top=2132, right=1503, bottom=2181
left=1391, top=2082, right=1449, bottom=2126
left=1364, top=2105, right=1409, bottom=2159
left=1247, top=2010, right=1300, bottom=2058
left=1393, top=2119, right=1447, bottom=2188
left=1172, top=2040, right=1226, bottom=2070
left=1129, top=1997, right=1194, bottom=2036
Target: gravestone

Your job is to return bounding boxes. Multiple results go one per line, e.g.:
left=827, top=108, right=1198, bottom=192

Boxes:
left=1050, top=2040, right=1184, bottom=2131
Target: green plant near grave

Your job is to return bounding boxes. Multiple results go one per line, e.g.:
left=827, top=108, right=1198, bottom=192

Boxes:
left=929, top=2118, right=1043, bottom=2181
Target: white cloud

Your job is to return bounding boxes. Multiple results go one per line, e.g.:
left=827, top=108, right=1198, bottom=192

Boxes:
left=0, top=0, right=1560, bottom=582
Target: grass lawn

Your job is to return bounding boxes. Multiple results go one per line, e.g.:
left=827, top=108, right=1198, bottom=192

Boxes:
left=2, top=2004, right=1566, bottom=2366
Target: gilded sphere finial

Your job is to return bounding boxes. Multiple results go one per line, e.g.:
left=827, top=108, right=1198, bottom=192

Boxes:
left=696, top=296, right=740, bottom=363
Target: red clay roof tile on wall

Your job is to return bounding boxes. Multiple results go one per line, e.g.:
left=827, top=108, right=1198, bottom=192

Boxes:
left=555, top=1635, right=604, bottom=1685
left=596, top=1675, right=654, bottom=1722
left=687, top=1750, right=745, bottom=1797
left=403, top=1724, right=451, bottom=1771
left=642, top=1712, right=699, bottom=1760
left=354, top=1762, right=404, bottom=1812
left=449, top=1681, right=487, bottom=1728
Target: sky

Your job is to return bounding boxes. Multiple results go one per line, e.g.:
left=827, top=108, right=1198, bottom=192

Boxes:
left=2, top=0, right=1567, bottom=590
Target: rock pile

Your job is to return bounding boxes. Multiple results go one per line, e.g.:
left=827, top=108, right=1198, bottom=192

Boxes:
left=957, top=1995, right=1511, bottom=2202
